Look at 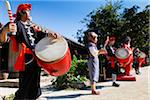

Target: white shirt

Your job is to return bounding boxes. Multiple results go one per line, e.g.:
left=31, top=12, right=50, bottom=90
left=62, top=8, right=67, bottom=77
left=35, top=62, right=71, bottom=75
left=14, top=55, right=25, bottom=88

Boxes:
left=110, top=46, right=115, bottom=54
left=89, top=43, right=99, bottom=57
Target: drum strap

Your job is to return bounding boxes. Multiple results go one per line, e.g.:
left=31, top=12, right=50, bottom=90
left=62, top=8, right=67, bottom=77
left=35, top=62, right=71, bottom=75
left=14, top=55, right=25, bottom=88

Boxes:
left=14, top=43, right=33, bottom=71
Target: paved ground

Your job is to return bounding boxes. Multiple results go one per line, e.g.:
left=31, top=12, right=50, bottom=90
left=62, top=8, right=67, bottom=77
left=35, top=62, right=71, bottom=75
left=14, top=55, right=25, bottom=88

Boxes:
left=0, top=66, right=149, bottom=100
left=39, top=66, right=150, bottom=100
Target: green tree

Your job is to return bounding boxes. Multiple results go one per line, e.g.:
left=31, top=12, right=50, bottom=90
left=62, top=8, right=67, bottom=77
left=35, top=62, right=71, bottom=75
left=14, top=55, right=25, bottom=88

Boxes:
left=121, top=5, right=149, bottom=49
left=77, top=1, right=122, bottom=47
left=76, top=1, right=149, bottom=50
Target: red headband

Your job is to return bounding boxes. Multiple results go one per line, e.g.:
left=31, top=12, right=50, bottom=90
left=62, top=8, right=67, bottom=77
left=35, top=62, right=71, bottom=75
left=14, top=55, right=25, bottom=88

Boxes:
left=109, top=37, right=116, bottom=41
left=13, top=4, right=32, bottom=17
left=17, top=4, right=32, bottom=13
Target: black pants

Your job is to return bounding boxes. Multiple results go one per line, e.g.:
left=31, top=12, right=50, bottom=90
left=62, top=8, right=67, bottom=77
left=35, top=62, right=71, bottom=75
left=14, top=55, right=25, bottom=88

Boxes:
left=107, top=62, right=119, bottom=75
left=133, top=60, right=140, bottom=73
left=14, top=54, right=41, bottom=100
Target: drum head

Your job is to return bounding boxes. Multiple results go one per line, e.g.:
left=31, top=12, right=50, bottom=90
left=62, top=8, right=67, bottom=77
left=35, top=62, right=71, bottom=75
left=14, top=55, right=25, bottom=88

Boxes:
left=35, top=37, right=68, bottom=62
left=115, top=48, right=130, bottom=59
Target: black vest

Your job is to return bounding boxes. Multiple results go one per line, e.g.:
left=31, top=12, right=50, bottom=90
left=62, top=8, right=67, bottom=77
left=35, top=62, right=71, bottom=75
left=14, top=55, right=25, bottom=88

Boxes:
left=15, top=21, right=46, bottom=50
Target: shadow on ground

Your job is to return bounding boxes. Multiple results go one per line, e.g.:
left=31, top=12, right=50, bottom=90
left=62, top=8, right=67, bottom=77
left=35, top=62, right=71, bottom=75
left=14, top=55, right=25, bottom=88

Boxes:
left=81, top=85, right=113, bottom=90
left=43, top=93, right=91, bottom=100
left=41, top=84, right=113, bottom=92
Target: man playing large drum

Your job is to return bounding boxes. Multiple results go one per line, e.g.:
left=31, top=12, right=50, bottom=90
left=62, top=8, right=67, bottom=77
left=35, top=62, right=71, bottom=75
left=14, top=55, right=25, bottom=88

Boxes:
left=105, top=35, right=120, bottom=87
left=0, top=3, right=61, bottom=99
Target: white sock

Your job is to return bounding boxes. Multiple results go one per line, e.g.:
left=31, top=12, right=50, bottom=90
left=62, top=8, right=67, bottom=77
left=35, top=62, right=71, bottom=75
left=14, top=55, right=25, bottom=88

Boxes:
left=112, top=74, right=116, bottom=83
left=139, top=67, right=141, bottom=72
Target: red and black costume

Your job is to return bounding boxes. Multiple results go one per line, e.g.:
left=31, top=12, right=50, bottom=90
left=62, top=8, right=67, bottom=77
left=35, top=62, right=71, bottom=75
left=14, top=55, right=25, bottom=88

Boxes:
left=13, top=20, right=47, bottom=99
left=105, top=36, right=120, bottom=87
left=7, top=4, right=48, bottom=99
left=105, top=44, right=119, bottom=75
left=133, top=48, right=140, bottom=74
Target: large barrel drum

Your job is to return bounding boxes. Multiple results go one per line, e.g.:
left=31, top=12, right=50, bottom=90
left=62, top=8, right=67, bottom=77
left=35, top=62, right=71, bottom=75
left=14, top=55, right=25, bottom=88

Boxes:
left=115, top=48, right=132, bottom=67
left=35, top=37, right=71, bottom=76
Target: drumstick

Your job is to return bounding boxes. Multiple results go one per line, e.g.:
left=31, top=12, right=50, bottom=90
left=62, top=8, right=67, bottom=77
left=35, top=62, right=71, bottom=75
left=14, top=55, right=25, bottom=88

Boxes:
left=5, top=0, right=13, bottom=23
left=5, top=0, right=16, bottom=35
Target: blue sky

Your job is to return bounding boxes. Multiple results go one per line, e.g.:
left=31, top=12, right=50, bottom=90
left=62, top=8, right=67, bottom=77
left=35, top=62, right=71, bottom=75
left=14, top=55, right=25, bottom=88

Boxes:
left=0, top=0, right=149, bottom=41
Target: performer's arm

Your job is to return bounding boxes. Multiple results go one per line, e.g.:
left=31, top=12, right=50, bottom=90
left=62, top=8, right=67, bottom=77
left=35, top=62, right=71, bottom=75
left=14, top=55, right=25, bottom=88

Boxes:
left=89, top=46, right=99, bottom=56
left=0, top=24, right=9, bottom=42
left=32, top=22, right=61, bottom=39
left=98, top=49, right=107, bottom=55
left=47, top=31, right=61, bottom=39
left=89, top=46, right=107, bottom=56
left=0, top=23, right=17, bottom=43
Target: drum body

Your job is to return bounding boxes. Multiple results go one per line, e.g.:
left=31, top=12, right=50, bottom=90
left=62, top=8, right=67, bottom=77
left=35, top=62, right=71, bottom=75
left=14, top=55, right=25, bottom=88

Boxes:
left=138, top=51, right=146, bottom=67
left=35, top=37, right=71, bottom=76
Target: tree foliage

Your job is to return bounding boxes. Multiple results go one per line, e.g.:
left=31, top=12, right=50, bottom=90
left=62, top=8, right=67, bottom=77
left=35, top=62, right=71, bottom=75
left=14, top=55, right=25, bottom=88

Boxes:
left=121, top=5, right=149, bottom=49
left=76, top=1, right=149, bottom=50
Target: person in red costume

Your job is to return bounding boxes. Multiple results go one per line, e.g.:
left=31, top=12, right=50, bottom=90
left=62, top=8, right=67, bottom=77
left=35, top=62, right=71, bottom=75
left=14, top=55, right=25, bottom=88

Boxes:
left=0, top=3, right=60, bottom=99
left=133, top=47, right=140, bottom=74
left=105, top=35, right=120, bottom=87
left=121, top=36, right=133, bottom=76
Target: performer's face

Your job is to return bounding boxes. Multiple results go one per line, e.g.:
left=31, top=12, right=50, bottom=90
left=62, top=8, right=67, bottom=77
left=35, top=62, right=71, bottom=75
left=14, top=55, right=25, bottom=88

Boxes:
left=109, top=40, right=115, bottom=45
left=88, top=36, right=97, bottom=44
left=88, top=32, right=98, bottom=44
left=21, top=10, right=31, bottom=21
left=93, top=36, right=98, bottom=43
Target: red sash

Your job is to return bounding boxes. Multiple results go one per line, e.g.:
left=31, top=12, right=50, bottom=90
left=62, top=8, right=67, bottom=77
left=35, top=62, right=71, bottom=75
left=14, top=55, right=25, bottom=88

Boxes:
left=10, top=36, right=33, bottom=71
left=110, top=57, right=115, bottom=68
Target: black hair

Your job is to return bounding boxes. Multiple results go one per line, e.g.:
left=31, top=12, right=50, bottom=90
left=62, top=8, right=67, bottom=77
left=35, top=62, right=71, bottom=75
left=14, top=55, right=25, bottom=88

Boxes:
left=123, top=36, right=131, bottom=44
left=0, top=23, right=2, bottom=28
left=15, top=12, right=22, bottom=21
left=15, top=10, right=27, bottom=21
